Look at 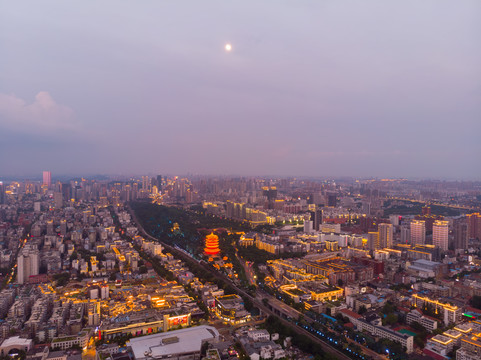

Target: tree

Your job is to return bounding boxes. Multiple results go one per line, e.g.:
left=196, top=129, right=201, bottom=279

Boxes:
left=383, top=313, right=398, bottom=326
left=414, top=335, right=425, bottom=348
left=470, top=295, right=481, bottom=310
left=382, top=301, right=396, bottom=314
left=53, top=272, right=70, bottom=287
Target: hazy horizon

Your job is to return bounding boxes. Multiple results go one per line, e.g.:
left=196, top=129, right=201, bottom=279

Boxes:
left=1, top=172, right=479, bottom=183
left=1, top=1, right=480, bottom=179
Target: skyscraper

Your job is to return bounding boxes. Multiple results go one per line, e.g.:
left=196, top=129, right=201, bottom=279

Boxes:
left=378, top=223, right=393, bottom=249
left=432, top=220, right=449, bottom=251
left=410, top=220, right=426, bottom=245
left=42, top=171, right=51, bottom=187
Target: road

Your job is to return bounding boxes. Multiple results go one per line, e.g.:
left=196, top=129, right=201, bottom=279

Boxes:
left=257, top=290, right=383, bottom=360
left=83, top=347, right=96, bottom=360
left=236, top=251, right=256, bottom=286
left=127, top=205, right=355, bottom=360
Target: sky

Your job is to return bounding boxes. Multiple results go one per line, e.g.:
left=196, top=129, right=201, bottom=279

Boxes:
left=0, top=1, right=480, bottom=179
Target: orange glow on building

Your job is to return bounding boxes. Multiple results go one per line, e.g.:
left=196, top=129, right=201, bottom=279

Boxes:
left=204, top=233, right=220, bottom=255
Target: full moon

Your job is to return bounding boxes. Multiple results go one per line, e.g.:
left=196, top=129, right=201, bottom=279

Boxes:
left=225, top=43, right=232, bottom=52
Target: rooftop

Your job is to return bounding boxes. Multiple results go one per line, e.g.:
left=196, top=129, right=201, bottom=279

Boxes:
left=339, top=308, right=362, bottom=320
left=127, top=325, right=219, bottom=360
left=0, top=336, right=33, bottom=348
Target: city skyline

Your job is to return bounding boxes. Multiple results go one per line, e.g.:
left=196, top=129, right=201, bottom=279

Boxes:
left=1, top=1, right=480, bottom=179
left=0, top=160, right=481, bottom=359
left=2, top=2, right=481, bottom=358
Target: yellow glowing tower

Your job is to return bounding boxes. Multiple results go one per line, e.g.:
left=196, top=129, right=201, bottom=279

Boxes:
left=204, top=233, right=220, bottom=256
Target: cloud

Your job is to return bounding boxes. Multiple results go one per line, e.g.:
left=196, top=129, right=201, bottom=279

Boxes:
left=0, top=91, right=76, bottom=133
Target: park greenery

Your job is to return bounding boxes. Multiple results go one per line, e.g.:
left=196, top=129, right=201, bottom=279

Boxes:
left=131, top=202, right=250, bottom=255
left=383, top=201, right=464, bottom=217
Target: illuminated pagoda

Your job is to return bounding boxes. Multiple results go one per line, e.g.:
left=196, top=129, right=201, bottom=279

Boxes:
left=204, top=233, right=220, bottom=256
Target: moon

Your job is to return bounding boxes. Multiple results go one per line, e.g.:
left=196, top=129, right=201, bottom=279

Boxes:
left=225, top=43, right=232, bottom=52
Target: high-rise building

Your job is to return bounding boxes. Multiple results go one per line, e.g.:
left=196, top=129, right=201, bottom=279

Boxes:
left=309, top=209, right=323, bottom=231
left=42, top=171, right=51, bottom=187
left=142, top=176, right=150, bottom=191
left=54, top=192, right=63, bottom=209
left=62, top=183, right=72, bottom=203
left=0, top=181, right=5, bottom=204
left=60, top=219, right=67, bottom=236
left=304, top=220, right=313, bottom=234
left=326, top=192, right=337, bottom=207
left=454, top=220, right=468, bottom=251
left=262, top=186, right=277, bottom=209
left=432, top=220, right=449, bottom=251
left=467, top=213, right=481, bottom=240
left=88, top=301, right=101, bottom=326
left=389, top=215, right=400, bottom=227
left=156, top=175, right=163, bottom=192
left=410, top=220, right=426, bottom=245
left=401, top=225, right=411, bottom=244
left=47, top=220, right=55, bottom=236
left=378, top=223, right=393, bottom=249
left=17, top=245, right=40, bottom=285
left=100, top=285, right=109, bottom=299
left=368, top=231, right=380, bottom=250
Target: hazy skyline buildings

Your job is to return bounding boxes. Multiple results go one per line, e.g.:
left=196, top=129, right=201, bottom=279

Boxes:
left=42, top=171, right=51, bottom=187
left=0, top=182, right=4, bottom=205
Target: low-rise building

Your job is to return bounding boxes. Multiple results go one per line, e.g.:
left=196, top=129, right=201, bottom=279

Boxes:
left=247, top=329, right=270, bottom=342
left=0, top=337, right=33, bottom=356
left=51, top=331, right=89, bottom=351
left=126, top=325, right=219, bottom=360
left=215, top=295, right=251, bottom=324
left=406, top=309, right=438, bottom=332
left=357, top=319, right=413, bottom=353
left=427, top=334, right=454, bottom=353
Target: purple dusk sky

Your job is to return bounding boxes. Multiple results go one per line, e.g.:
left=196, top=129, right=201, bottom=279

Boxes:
left=0, top=1, right=480, bottom=179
